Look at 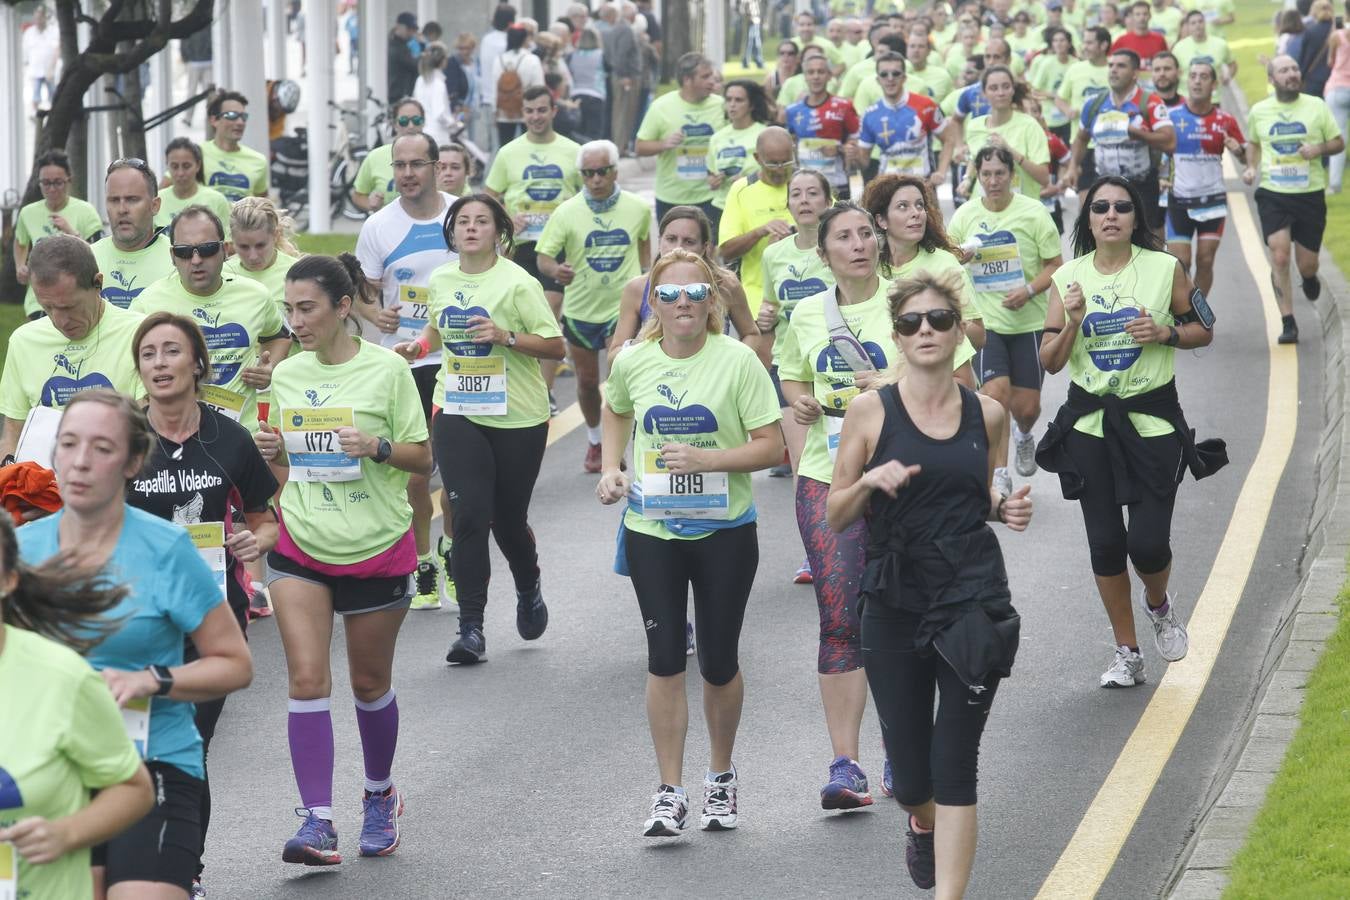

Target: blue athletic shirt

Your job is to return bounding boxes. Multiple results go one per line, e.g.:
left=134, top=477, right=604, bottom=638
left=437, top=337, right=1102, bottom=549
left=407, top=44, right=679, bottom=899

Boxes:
left=954, top=83, right=990, bottom=120
left=17, top=506, right=224, bottom=779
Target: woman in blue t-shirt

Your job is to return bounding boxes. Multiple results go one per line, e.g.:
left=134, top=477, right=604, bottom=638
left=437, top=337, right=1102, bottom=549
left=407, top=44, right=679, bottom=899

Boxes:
left=17, top=388, right=253, bottom=900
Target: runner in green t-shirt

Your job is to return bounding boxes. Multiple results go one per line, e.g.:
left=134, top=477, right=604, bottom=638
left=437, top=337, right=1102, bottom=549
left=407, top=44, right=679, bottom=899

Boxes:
left=156, top=137, right=234, bottom=241
left=957, top=68, right=1051, bottom=200
left=1171, top=10, right=1234, bottom=83
left=705, top=81, right=771, bottom=212
left=948, top=146, right=1064, bottom=483
left=635, top=52, right=728, bottom=219
left=1242, top=56, right=1344, bottom=343
left=0, top=236, right=145, bottom=459
left=224, top=196, right=302, bottom=311
left=903, top=32, right=957, bottom=103
left=537, top=142, right=652, bottom=472
left=93, top=160, right=177, bottom=310
left=201, top=90, right=270, bottom=202
left=14, top=150, right=105, bottom=317
left=132, top=207, right=291, bottom=428
left=1029, top=31, right=1076, bottom=132
left=392, top=195, right=565, bottom=665
left=353, top=97, right=428, bottom=212
left=717, top=127, right=796, bottom=316
left=1055, top=28, right=1112, bottom=140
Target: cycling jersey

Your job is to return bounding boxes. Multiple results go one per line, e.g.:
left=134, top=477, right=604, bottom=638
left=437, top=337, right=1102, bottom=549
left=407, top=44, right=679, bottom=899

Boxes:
left=785, top=95, right=860, bottom=189
left=1167, top=103, right=1244, bottom=199
left=857, top=92, right=947, bottom=178
left=1081, top=85, right=1172, bottom=179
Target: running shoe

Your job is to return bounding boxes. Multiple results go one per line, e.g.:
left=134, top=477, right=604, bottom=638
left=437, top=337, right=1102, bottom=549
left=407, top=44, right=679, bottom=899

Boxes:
left=584, top=442, right=602, bottom=473
left=190, top=880, right=206, bottom=899
left=447, top=624, right=487, bottom=664
left=247, top=582, right=273, bottom=620
left=1014, top=429, right=1037, bottom=477
left=1278, top=317, right=1299, bottom=345
left=820, top=755, right=873, bottom=809
left=282, top=808, right=341, bottom=866
left=549, top=391, right=560, bottom=417
left=438, top=536, right=458, bottom=608
left=768, top=462, right=793, bottom=477
left=1303, top=274, right=1322, bottom=301
left=1099, top=646, right=1146, bottom=688
left=700, top=767, right=739, bottom=830
left=516, top=580, right=549, bottom=641
left=993, top=467, right=1014, bottom=501
left=643, top=785, right=689, bottom=837
left=358, top=786, right=404, bottom=857
left=557, top=358, right=574, bottom=377
left=793, top=559, right=813, bottom=585
left=685, top=621, right=696, bottom=656
left=410, top=560, right=441, bottom=611
left=905, top=814, right=937, bottom=890
left=1139, top=591, right=1189, bottom=662
left=881, top=758, right=894, bottom=799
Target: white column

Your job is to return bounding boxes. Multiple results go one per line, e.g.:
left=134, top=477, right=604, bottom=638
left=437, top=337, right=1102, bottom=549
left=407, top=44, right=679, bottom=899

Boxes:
left=212, top=14, right=231, bottom=89
left=365, top=0, right=388, bottom=107
left=703, top=0, right=726, bottom=67
left=228, top=1, right=270, bottom=158
left=0, top=5, right=27, bottom=202
left=267, top=0, right=288, bottom=80
left=146, top=49, right=173, bottom=175
left=304, top=0, right=333, bottom=231
left=417, top=0, right=437, bottom=31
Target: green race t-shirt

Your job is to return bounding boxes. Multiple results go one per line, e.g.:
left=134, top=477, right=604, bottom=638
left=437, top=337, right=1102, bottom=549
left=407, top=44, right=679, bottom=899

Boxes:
left=891, top=246, right=980, bottom=323
left=1051, top=246, right=1178, bottom=437
left=267, top=338, right=428, bottom=563
left=719, top=176, right=790, bottom=315
left=839, top=57, right=875, bottom=101
left=1058, top=59, right=1111, bottom=139
left=0, top=626, right=143, bottom=900
left=535, top=190, right=651, bottom=324
left=1170, top=35, right=1232, bottom=72
left=760, top=235, right=835, bottom=365
left=0, top=303, right=145, bottom=420
left=906, top=64, right=956, bottom=103
left=635, top=91, right=728, bottom=205
left=132, top=273, right=287, bottom=427
left=201, top=139, right=270, bottom=202
left=706, top=122, right=767, bottom=210
left=155, top=185, right=234, bottom=239
left=963, top=111, right=1051, bottom=199
left=1246, top=93, right=1340, bottom=194
left=224, top=250, right=300, bottom=313
left=484, top=133, right=583, bottom=243
left=353, top=143, right=396, bottom=205
left=427, top=256, right=562, bottom=429
left=606, top=333, right=781, bottom=539
left=1149, top=6, right=1185, bottom=45
left=947, top=193, right=1062, bottom=334
left=1029, top=53, right=1074, bottom=128
left=1182, top=0, right=1234, bottom=35
left=91, top=232, right=177, bottom=309
left=16, top=197, right=104, bottom=316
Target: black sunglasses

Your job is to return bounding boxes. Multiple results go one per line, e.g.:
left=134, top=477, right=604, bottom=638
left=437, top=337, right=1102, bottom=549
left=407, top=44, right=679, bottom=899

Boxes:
left=397, top=115, right=426, bottom=127
left=580, top=165, right=616, bottom=178
left=171, top=241, right=224, bottom=260
left=894, top=308, right=960, bottom=336
left=1089, top=199, right=1135, bottom=214
left=218, top=110, right=249, bottom=121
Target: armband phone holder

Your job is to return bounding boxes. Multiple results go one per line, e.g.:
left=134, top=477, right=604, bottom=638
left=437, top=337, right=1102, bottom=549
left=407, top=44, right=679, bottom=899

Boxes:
left=1188, top=288, right=1215, bottom=330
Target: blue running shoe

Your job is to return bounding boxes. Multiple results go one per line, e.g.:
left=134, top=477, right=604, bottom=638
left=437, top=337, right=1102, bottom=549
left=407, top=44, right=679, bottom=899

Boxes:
left=820, top=755, right=873, bottom=810
left=881, top=758, right=894, bottom=798
left=282, top=808, right=341, bottom=866
left=359, top=787, right=404, bottom=857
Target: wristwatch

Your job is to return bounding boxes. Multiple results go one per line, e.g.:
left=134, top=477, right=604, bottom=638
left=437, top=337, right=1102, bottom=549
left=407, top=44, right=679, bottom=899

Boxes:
left=373, top=437, right=394, bottom=463
left=506, top=331, right=518, bottom=348
left=148, top=664, right=174, bottom=696
left=1165, top=325, right=1181, bottom=347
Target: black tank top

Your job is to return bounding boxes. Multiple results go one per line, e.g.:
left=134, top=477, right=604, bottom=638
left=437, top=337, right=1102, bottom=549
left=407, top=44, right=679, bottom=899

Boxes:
left=865, top=384, right=990, bottom=545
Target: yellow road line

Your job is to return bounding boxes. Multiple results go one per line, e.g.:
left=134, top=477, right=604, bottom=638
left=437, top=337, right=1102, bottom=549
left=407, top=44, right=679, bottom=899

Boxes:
left=1035, top=173, right=1299, bottom=897
left=429, top=399, right=588, bottom=515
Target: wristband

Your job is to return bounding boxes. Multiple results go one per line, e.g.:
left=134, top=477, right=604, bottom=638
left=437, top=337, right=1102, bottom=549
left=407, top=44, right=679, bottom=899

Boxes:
left=414, top=335, right=431, bottom=360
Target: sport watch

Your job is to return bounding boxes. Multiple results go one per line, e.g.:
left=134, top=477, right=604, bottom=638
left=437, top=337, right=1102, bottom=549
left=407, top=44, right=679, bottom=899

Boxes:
left=148, top=664, right=174, bottom=696
left=373, top=437, right=394, bottom=463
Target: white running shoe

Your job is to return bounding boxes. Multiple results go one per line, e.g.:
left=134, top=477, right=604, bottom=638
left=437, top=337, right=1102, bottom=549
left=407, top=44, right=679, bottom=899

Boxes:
left=993, top=467, right=1014, bottom=500
left=700, top=767, right=738, bottom=831
left=1100, top=646, right=1146, bottom=688
left=643, top=786, right=689, bottom=837
left=1014, top=429, right=1038, bottom=477
left=1140, top=591, right=1189, bottom=662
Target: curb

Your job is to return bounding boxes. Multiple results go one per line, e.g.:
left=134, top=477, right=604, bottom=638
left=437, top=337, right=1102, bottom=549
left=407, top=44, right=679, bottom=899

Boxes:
left=1166, top=93, right=1349, bottom=896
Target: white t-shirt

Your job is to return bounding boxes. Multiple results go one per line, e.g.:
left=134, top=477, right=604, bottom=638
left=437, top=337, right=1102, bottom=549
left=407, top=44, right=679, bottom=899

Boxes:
left=355, top=192, right=457, bottom=368
left=22, top=23, right=60, bottom=80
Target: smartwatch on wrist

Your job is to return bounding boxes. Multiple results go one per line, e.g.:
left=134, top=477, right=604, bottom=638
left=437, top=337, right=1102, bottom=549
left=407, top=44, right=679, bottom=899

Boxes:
left=373, top=437, right=393, bottom=463
left=148, top=665, right=174, bottom=696
left=506, top=331, right=518, bottom=348
left=1165, top=325, right=1181, bottom=347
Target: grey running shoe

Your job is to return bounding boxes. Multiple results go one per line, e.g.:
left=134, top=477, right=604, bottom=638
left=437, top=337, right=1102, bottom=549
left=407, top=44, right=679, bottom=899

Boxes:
left=993, top=467, right=1014, bottom=500
left=1014, top=429, right=1037, bottom=477
left=1100, top=646, right=1146, bottom=688
left=1140, top=590, right=1189, bottom=662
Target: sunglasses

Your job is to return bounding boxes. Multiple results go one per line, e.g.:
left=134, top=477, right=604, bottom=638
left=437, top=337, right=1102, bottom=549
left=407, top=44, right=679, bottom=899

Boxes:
left=878, top=70, right=905, bottom=79
left=171, top=241, right=224, bottom=260
left=397, top=114, right=426, bottom=127
left=218, top=110, right=249, bottom=121
left=894, top=308, right=960, bottom=335
left=654, top=282, right=711, bottom=303
left=580, top=165, right=616, bottom=178
left=393, top=159, right=435, bottom=171
left=1089, top=199, right=1135, bottom=214
left=761, top=159, right=796, bottom=170
left=107, top=157, right=151, bottom=174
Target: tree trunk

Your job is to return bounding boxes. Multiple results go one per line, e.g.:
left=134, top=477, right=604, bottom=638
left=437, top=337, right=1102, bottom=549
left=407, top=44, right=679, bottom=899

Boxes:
left=662, top=0, right=696, bottom=83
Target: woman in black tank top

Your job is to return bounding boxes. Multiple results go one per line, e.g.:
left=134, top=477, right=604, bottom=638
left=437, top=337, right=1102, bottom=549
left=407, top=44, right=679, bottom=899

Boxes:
left=826, top=270, right=1033, bottom=898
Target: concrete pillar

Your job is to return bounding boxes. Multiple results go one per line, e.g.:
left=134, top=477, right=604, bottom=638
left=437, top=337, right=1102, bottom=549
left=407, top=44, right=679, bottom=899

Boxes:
left=0, top=5, right=27, bottom=201
left=212, top=13, right=231, bottom=89
left=146, top=49, right=173, bottom=175
left=364, top=0, right=388, bottom=109
left=304, top=0, right=333, bottom=231
left=267, top=0, right=288, bottom=80
left=417, top=0, right=437, bottom=31
left=228, top=1, right=270, bottom=157
left=703, top=0, right=726, bottom=66
left=81, top=21, right=110, bottom=220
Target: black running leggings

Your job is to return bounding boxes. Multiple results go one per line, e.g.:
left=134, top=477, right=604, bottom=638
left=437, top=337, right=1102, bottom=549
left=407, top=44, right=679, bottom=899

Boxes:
left=1064, top=429, right=1181, bottom=577
left=861, top=604, right=1000, bottom=808
left=434, top=413, right=549, bottom=626
left=624, top=524, right=759, bottom=685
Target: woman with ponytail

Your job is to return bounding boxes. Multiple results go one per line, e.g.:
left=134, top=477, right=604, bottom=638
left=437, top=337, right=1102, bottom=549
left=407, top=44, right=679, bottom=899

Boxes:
left=225, top=196, right=303, bottom=312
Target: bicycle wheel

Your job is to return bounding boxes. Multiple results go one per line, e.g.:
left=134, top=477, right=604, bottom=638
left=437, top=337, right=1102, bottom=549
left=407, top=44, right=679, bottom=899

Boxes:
left=339, top=148, right=369, bottom=220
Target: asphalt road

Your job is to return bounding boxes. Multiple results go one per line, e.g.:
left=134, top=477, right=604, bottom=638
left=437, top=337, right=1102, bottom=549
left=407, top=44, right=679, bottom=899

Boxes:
left=200, top=185, right=1324, bottom=899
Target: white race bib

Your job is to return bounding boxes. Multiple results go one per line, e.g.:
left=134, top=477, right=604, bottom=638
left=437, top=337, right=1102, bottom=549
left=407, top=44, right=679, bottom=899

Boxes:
left=1270, top=153, right=1311, bottom=191
left=0, top=841, right=17, bottom=900
left=1187, top=201, right=1227, bottom=222
left=187, top=522, right=228, bottom=600
left=676, top=147, right=709, bottom=180
left=395, top=284, right=431, bottom=342
left=200, top=384, right=246, bottom=422
left=970, top=239, right=1026, bottom=295
left=881, top=151, right=926, bottom=177
left=641, top=449, right=730, bottom=519
left=121, top=696, right=151, bottom=758
left=822, top=386, right=859, bottom=463
left=798, top=138, right=837, bottom=173
left=444, top=355, right=508, bottom=415
left=281, top=407, right=361, bottom=482
left=1093, top=109, right=1130, bottom=146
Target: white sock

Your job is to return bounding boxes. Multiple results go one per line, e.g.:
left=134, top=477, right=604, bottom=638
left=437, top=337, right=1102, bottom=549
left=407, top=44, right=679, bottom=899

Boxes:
left=707, top=768, right=734, bottom=782
left=1012, top=423, right=1027, bottom=441
left=586, top=425, right=602, bottom=444
left=365, top=778, right=393, bottom=794
left=309, top=805, right=333, bottom=822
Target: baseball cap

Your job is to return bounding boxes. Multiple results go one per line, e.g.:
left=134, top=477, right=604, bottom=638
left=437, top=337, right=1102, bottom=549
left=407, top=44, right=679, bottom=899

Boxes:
left=396, top=11, right=418, bottom=28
